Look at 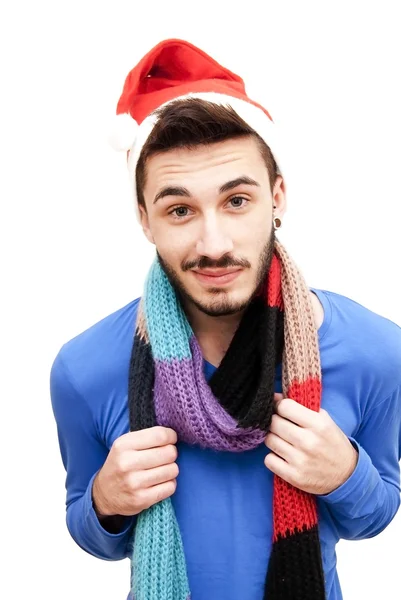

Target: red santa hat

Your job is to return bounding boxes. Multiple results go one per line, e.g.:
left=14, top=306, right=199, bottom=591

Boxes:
left=109, top=38, right=283, bottom=218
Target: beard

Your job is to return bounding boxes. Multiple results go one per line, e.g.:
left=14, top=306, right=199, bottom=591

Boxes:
left=157, top=228, right=276, bottom=317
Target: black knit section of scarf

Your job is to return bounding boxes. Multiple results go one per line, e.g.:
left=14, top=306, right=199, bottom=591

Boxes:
left=209, top=296, right=284, bottom=432
left=264, top=526, right=326, bottom=599
left=129, top=333, right=157, bottom=431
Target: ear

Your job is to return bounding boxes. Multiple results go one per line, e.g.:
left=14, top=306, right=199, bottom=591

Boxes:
left=139, top=205, right=155, bottom=244
left=272, top=175, right=287, bottom=218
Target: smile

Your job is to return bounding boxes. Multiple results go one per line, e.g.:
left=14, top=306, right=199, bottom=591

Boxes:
left=192, top=269, right=243, bottom=286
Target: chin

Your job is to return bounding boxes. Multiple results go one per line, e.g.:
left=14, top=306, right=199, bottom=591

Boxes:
left=188, top=287, right=255, bottom=317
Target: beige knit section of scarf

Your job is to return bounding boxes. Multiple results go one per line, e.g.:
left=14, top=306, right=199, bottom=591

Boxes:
left=274, top=240, right=322, bottom=397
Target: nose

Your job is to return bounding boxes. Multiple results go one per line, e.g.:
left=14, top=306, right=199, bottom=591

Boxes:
left=195, top=214, right=234, bottom=259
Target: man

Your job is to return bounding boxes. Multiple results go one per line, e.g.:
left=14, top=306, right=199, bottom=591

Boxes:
left=50, top=39, right=401, bottom=600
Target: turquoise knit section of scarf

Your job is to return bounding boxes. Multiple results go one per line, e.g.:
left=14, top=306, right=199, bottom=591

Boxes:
left=130, top=258, right=191, bottom=599
left=144, top=258, right=193, bottom=361
left=131, top=498, right=190, bottom=600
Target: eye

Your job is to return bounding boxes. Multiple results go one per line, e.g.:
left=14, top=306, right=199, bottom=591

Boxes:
left=229, top=196, right=249, bottom=209
left=169, top=206, right=191, bottom=219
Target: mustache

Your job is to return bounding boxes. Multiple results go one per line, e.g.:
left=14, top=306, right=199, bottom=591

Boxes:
left=182, top=255, right=251, bottom=271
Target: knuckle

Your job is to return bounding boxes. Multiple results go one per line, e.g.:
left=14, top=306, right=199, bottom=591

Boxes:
left=154, top=487, right=164, bottom=503
left=302, top=435, right=317, bottom=453
left=170, top=462, right=179, bottom=478
left=264, top=452, right=274, bottom=467
left=294, top=452, right=306, bottom=470
left=155, top=481, right=176, bottom=503
left=168, top=428, right=178, bottom=444
left=270, top=415, right=279, bottom=429
left=130, top=451, right=142, bottom=470
left=317, top=410, right=330, bottom=429
left=127, top=473, right=141, bottom=492
left=112, top=436, right=124, bottom=453
left=168, top=479, right=177, bottom=494
left=166, top=444, right=178, bottom=462
left=154, top=426, right=169, bottom=445
left=281, top=398, right=291, bottom=411
left=318, top=420, right=329, bottom=436
left=116, top=456, right=131, bottom=474
left=134, top=488, right=147, bottom=508
left=266, top=435, right=275, bottom=450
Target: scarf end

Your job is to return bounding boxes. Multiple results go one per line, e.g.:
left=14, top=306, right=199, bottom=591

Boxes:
left=264, top=524, right=326, bottom=599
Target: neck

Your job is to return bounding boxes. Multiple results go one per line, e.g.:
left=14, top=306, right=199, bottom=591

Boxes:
left=182, top=291, right=324, bottom=368
left=183, top=300, right=245, bottom=368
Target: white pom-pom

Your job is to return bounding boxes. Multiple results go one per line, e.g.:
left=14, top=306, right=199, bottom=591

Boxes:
left=107, top=113, right=139, bottom=151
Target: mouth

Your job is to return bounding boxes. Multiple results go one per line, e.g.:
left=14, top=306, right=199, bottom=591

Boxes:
left=191, top=268, right=243, bottom=286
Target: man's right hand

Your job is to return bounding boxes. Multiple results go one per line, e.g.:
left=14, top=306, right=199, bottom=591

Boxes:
left=92, top=426, right=179, bottom=517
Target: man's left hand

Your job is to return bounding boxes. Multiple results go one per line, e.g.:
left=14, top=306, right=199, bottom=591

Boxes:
left=264, top=394, right=358, bottom=495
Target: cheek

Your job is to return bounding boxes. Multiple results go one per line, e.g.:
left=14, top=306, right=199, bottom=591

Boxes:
left=243, top=225, right=272, bottom=256
left=154, top=236, right=189, bottom=270
left=237, top=205, right=272, bottom=240
left=152, top=222, right=194, bottom=258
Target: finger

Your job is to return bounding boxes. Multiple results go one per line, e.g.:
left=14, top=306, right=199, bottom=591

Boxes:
left=136, top=462, right=179, bottom=489
left=264, top=451, right=296, bottom=484
left=274, top=393, right=284, bottom=401
left=275, top=398, right=319, bottom=428
left=133, top=445, right=178, bottom=470
left=264, top=432, right=298, bottom=463
left=122, top=427, right=178, bottom=451
left=269, top=413, right=304, bottom=446
left=138, top=480, right=177, bottom=509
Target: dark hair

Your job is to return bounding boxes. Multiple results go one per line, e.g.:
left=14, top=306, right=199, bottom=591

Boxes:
left=136, top=98, right=280, bottom=210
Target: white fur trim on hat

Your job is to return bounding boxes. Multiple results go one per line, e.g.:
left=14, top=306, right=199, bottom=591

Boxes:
left=108, top=113, right=139, bottom=152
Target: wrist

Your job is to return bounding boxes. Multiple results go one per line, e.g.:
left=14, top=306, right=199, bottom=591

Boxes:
left=92, top=472, right=113, bottom=517
left=345, top=444, right=359, bottom=480
left=325, top=443, right=359, bottom=495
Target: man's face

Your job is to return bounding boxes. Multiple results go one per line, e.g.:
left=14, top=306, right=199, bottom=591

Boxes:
left=140, top=136, right=286, bottom=317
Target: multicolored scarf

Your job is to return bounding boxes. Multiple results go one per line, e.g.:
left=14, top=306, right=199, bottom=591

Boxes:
left=128, top=239, right=326, bottom=599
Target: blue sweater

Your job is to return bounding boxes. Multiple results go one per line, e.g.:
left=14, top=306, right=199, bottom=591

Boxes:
left=50, top=288, right=401, bottom=599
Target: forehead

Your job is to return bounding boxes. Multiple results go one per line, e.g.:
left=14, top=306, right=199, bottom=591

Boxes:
left=144, top=137, right=270, bottom=195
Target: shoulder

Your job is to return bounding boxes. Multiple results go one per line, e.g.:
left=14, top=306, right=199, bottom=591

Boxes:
left=51, top=298, right=141, bottom=402
left=321, top=288, right=401, bottom=349
left=315, top=288, right=401, bottom=399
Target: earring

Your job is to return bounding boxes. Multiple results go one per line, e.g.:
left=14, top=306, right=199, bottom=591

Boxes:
left=273, top=215, right=282, bottom=230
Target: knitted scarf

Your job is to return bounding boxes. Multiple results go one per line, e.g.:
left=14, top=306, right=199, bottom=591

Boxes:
left=128, top=239, right=326, bottom=600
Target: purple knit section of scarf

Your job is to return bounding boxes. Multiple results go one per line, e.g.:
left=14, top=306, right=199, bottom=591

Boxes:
left=154, top=335, right=265, bottom=451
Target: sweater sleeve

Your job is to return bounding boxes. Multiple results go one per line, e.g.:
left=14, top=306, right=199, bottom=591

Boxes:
left=50, top=351, right=136, bottom=560
left=318, top=385, right=401, bottom=540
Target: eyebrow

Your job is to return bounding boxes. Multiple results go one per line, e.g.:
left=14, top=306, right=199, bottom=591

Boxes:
left=219, top=176, right=260, bottom=194
left=153, top=176, right=260, bottom=204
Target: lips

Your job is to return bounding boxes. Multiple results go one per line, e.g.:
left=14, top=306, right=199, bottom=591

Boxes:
left=192, top=269, right=242, bottom=286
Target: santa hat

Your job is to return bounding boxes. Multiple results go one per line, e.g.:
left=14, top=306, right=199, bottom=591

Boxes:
left=109, top=38, right=283, bottom=218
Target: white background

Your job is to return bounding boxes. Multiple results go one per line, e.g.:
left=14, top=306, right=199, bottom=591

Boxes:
left=2, top=1, right=400, bottom=598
